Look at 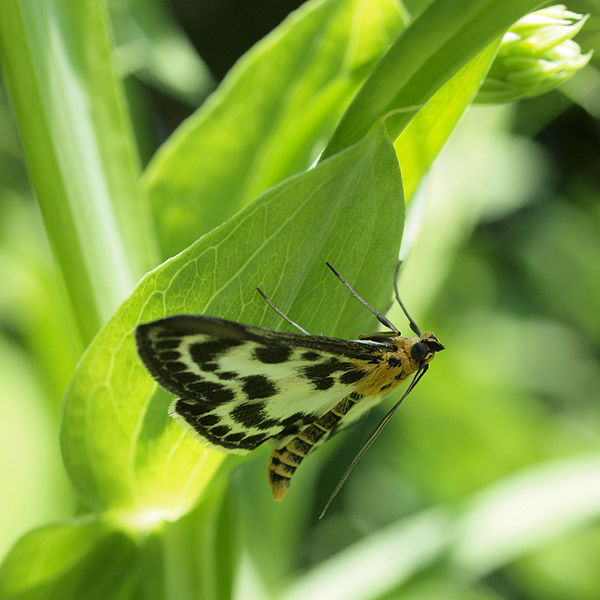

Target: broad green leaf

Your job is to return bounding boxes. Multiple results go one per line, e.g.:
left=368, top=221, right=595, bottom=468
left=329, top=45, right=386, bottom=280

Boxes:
left=0, top=520, right=136, bottom=600
left=323, top=0, right=544, bottom=158
left=143, top=0, right=405, bottom=259
left=61, top=127, right=404, bottom=522
left=0, top=0, right=158, bottom=343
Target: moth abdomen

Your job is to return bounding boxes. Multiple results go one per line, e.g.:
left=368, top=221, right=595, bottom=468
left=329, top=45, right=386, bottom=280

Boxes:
left=267, top=392, right=365, bottom=500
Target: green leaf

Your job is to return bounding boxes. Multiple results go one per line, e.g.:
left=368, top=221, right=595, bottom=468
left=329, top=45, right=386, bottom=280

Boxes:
left=61, top=127, right=404, bottom=522
left=0, top=0, right=158, bottom=343
left=396, top=42, right=499, bottom=202
left=0, top=520, right=137, bottom=600
left=143, top=0, right=405, bottom=258
left=323, top=0, right=545, bottom=158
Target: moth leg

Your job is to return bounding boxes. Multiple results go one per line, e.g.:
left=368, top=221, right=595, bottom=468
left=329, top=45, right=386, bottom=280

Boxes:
left=267, top=392, right=363, bottom=500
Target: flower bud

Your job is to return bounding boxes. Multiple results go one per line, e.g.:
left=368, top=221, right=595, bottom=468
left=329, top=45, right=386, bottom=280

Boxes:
left=477, top=5, right=592, bottom=104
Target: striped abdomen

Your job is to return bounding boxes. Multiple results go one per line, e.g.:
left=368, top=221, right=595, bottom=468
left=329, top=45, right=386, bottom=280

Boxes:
left=267, top=391, right=363, bottom=500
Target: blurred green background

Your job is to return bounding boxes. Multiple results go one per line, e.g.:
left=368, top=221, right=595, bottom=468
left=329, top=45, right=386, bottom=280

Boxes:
left=1, top=1, right=599, bottom=599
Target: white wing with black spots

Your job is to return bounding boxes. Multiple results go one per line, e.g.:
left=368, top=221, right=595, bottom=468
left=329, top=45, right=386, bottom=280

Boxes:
left=135, top=315, right=391, bottom=454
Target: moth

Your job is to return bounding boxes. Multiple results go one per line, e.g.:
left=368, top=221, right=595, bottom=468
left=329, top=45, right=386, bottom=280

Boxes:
left=136, top=262, right=444, bottom=516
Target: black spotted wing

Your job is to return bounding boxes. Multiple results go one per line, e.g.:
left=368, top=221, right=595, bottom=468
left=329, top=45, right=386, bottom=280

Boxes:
left=135, top=315, right=392, bottom=454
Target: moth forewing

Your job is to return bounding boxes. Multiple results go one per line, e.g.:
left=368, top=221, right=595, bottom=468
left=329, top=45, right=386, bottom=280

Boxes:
left=135, top=315, right=394, bottom=454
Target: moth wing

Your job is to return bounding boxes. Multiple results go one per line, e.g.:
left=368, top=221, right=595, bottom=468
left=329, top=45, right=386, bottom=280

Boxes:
left=136, top=315, right=391, bottom=454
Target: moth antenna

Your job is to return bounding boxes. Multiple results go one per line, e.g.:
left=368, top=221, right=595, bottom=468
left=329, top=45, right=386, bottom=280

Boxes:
left=325, top=262, right=399, bottom=334
left=393, top=262, right=421, bottom=336
left=256, top=287, right=311, bottom=335
left=318, top=364, right=429, bottom=519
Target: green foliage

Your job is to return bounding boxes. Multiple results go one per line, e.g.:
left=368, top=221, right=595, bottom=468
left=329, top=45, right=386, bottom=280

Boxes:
left=478, top=5, right=592, bottom=103
left=143, top=0, right=405, bottom=258
left=110, top=0, right=215, bottom=105
left=322, top=0, right=545, bottom=157
left=61, top=127, right=404, bottom=517
left=395, top=42, right=499, bottom=201
left=0, top=0, right=158, bottom=343
left=0, top=520, right=137, bottom=600
left=0, top=0, right=597, bottom=598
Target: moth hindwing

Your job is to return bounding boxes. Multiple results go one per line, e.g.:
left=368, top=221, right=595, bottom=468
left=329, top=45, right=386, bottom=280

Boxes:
left=135, top=264, right=444, bottom=505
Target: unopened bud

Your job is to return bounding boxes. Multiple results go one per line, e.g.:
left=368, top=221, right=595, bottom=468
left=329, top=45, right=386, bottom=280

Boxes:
left=477, top=5, right=592, bottom=104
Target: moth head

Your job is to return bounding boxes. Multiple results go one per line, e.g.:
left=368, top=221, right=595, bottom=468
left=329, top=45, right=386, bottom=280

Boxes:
left=411, top=332, right=444, bottom=363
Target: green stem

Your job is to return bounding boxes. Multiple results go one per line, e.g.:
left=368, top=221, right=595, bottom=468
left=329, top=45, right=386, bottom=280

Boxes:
left=0, top=0, right=158, bottom=344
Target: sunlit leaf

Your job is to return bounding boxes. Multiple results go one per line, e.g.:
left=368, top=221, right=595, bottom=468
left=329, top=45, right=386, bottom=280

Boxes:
left=61, top=127, right=404, bottom=522
left=323, top=0, right=544, bottom=158
left=396, top=43, right=498, bottom=202
left=0, top=520, right=136, bottom=600
left=143, top=0, right=405, bottom=258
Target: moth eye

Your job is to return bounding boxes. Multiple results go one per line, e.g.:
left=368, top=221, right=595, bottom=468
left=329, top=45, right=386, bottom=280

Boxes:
left=411, top=342, right=429, bottom=360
